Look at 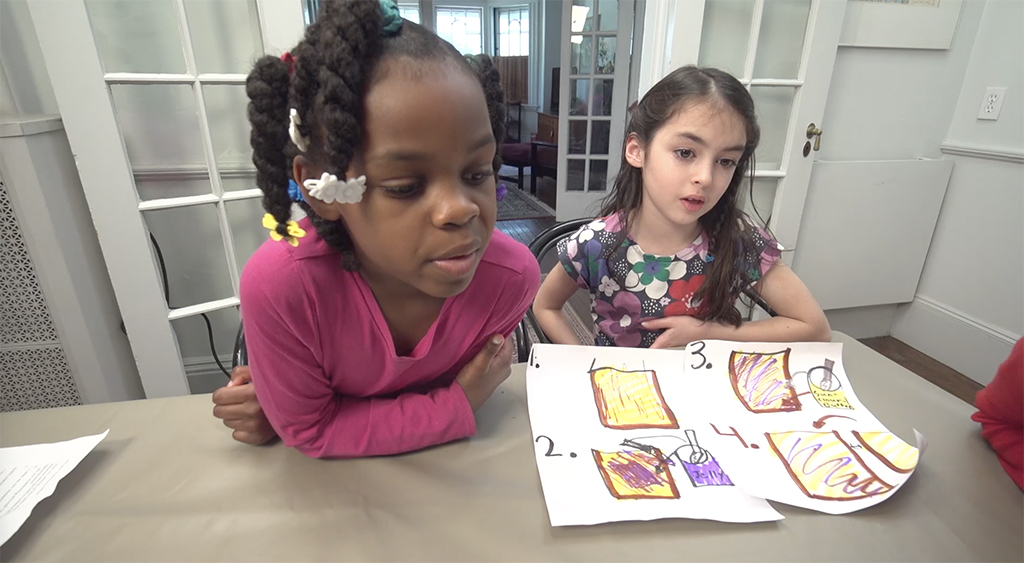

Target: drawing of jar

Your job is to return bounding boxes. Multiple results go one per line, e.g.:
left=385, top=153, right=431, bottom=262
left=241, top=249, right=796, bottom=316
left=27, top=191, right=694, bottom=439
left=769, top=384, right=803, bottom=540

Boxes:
left=807, top=359, right=853, bottom=410
left=678, top=430, right=734, bottom=488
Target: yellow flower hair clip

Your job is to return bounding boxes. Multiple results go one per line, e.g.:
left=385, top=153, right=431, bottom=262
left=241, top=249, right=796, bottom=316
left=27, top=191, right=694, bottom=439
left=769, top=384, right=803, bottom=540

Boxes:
left=262, top=213, right=306, bottom=247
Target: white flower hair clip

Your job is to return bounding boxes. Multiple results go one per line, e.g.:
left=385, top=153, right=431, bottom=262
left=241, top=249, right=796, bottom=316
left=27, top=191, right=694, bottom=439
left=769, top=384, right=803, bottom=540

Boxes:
left=303, top=172, right=367, bottom=205
left=289, top=108, right=309, bottom=153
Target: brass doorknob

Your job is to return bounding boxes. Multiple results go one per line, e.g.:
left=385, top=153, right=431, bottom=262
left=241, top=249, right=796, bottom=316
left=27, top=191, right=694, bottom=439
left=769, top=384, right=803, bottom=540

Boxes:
left=806, top=123, right=823, bottom=151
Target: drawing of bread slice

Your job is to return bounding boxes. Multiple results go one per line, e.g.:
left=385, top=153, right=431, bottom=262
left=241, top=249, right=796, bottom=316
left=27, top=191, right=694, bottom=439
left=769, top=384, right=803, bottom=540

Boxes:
left=729, top=349, right=802, bottom=413
left=852, top=431, right=919, bottom=474
left=593, top=449, right=680, bottom=500
left=590, top=367, right=678, bottom=429
left=766, top=431, right=894, bottom=500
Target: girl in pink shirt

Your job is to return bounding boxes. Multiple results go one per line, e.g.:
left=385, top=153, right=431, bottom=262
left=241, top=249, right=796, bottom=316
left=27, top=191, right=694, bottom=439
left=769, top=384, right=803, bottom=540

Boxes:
left=212, top=0, right=539, bottom=458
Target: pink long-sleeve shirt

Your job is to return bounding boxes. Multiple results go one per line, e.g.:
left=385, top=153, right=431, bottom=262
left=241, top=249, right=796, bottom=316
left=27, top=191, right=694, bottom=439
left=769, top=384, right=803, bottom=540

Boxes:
left=240, top=220, right=540, bottom=459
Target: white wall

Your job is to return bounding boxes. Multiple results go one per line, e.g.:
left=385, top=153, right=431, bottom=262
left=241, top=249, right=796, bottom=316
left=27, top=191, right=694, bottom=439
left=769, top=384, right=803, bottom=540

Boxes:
left=815, top=0, right=985, bottom=338
left=891, top=0, right=1024, bottom=385
left=0, top=0, right=59, bottom=115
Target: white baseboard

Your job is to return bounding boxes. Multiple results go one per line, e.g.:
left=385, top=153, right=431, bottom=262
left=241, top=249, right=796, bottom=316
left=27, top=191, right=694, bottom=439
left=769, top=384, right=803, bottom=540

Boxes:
left=824, top=304, right=899, bottom=339
left=891, top=297, right=1020, bottom=386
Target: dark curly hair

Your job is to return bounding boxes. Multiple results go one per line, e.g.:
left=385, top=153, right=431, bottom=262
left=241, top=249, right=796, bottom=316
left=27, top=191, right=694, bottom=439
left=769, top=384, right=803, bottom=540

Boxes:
left=246, top=0, right=505, bottom=271
left=598, top=65, right=762, bottom=327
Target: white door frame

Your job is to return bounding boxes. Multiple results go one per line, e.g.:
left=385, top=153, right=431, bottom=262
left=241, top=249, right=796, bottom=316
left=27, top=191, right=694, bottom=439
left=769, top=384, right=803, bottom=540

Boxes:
left=555, top=0, right=635, bottom=221
left=29, top=0, right=305, bottom=398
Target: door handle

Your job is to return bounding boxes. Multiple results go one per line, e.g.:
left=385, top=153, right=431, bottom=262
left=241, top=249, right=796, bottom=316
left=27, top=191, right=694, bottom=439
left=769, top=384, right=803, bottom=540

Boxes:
left=803, top=123, right=823, bottom=157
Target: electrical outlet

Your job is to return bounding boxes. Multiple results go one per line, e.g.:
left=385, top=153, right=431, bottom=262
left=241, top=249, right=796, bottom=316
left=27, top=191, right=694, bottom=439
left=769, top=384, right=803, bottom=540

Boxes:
left=977, top=87, right=1007, bottom=121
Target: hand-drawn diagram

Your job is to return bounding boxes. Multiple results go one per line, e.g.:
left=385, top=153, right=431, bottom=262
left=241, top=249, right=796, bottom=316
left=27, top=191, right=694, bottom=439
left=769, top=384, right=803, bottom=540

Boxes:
left=593, top=431, right=733, bottom=500
left=729, top=349, right=802, bottom=413
left=852, top=431, right=919, bottom=474
left=593, top=449, right=681, bottom=500
left=590, top=360, right=678, bottom=429
left=807, top=359, right=853, bottom=410
left=765, top=430, right=894, bottom=500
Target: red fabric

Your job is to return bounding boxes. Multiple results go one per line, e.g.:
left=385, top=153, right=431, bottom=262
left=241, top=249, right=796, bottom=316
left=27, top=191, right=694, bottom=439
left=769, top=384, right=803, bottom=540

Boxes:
left=971, top=337, right=1024, bottom=490
left=500, top=143, right=557, bottom=168
left=500, top=143, right=531, bottom=165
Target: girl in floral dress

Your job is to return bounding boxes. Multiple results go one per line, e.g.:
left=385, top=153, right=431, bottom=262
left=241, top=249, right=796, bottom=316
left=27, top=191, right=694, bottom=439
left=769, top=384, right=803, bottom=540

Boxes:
left=533, top=66, right=830, bottom=349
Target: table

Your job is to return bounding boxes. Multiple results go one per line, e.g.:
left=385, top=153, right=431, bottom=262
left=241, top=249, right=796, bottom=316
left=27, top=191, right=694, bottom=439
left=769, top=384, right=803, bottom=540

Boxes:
left=2, top=333, right=1021, bottom=561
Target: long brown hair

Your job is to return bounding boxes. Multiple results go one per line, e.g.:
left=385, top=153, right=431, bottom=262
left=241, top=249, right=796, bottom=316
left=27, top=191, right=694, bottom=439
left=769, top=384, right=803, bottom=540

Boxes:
left=598, top=66, right=761, bottom=327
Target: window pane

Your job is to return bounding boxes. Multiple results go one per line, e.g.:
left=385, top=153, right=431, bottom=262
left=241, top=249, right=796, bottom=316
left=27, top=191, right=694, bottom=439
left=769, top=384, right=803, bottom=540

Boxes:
left=571, top=0, right=595, bottom=32
left=225, top=196, right=267, bottom=273
left=570, top=35, right=593, bottom=75
left=569, top=79, right=590, bottom=116
left=184, top=0, right=263, bottom=74
left=436, top=7, right=483, bottom=55
left=111, top=84, right=205, bottom=167
left=172, top=307, right=239, bottom=395
left=591, top=120, right=611, bottom=155
left=398, top=5, right=420, bottom=24
left=589, top=160, right=608, bottom=192
left=111, top=84, right=211, bottom=200
left=597, top=0, right=618, bottom=31
left=203, top=85, right=253, bottom=183
left=749, top=86, right=795, bottom=171
left=698, top=0, right=755, bottom=78
left=143, top=204, right=235, bottom=308
left=738, top=177, right=777, bottom=226
left=569, top=120, right=588, bottom=154
left=86, top=0, right=185, bottom=73
left=596, top=36, right=616, bottom=74
left=567, top=159, right=586, bottom=191
left=593, top=79, right=614, bottom=116
left=752, top=0, right=811, bottom=80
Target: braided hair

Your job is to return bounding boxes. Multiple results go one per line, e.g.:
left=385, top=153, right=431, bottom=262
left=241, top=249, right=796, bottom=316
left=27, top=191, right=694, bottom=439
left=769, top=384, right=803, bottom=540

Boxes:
left=246, top=0, right=505, bottom=271
left=597, top=66, right=762, bottom=327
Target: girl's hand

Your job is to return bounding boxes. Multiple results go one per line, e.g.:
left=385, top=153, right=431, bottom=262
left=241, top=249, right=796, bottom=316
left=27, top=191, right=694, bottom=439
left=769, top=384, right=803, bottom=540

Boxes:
left=642, top=316, right=711, bottom=350
left=212, top=366, right=278, bottom=445
left=456, top=334, right=515, bottom=411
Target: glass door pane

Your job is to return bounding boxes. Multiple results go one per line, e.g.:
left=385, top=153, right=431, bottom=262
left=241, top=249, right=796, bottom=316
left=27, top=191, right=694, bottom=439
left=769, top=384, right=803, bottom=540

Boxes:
left=749, top=86, right=795, bottom=171
left=111, top=84, right=212, bottom=200
left=184, top=0, right=263, bottom=74
left=698, top=0, right=755, bottom=77
left=86, top=0, right=186, bottom=73
left=752, top=0, right=811, bottom=80
left=142, top=204, right=236, bottom=308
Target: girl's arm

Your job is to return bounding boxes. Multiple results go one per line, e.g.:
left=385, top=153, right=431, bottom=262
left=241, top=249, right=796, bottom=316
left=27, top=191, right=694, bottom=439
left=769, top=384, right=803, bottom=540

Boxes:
left=533, top=265, right=584, bottom=345
left=644, top=259, right=831, bottom=348
left=241, top=246, right=535, bottom=459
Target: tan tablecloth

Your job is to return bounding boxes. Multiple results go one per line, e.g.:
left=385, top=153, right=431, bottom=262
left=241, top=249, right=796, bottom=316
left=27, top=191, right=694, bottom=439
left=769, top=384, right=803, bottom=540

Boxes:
left=1, top=333, right=1021, bottom=561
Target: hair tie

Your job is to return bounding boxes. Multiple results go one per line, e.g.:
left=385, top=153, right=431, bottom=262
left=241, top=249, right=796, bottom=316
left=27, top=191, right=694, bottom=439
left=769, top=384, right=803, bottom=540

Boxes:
left=379, top=0, right=402, bottom=35
left=288, top=179, right=306, bottom=203
left=304, top=172, right=367, bottom=205
left=289, top=108, right=309, bottom=152
left=280, top=52, right=295, bottom=74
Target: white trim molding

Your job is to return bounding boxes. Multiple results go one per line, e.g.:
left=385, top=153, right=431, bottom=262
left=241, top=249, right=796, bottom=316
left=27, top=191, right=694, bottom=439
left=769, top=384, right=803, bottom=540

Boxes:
left=891, top=296, right=1021, bottom=386
left=940, top=142, right=1024, bottom=164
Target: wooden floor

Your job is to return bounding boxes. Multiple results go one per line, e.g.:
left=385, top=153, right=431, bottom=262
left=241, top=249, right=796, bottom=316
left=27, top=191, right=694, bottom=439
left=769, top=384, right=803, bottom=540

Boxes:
left=498, top=218, right=982, bottom=407
left=860, top=336, right=983, bottom=406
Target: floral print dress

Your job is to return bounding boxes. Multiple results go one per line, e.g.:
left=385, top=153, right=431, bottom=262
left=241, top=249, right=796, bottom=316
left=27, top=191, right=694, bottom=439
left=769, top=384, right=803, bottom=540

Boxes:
left=557, top=213, right=783, bottom=348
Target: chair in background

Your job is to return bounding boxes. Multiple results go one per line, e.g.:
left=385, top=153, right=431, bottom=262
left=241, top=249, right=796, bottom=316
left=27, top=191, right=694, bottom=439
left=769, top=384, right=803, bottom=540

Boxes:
left=517, top=218, right=780, bottom=357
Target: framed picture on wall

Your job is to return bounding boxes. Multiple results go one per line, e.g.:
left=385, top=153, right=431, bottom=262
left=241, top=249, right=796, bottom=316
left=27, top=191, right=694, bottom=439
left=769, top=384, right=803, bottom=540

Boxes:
left=840, top=0, right=965, bottom=50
